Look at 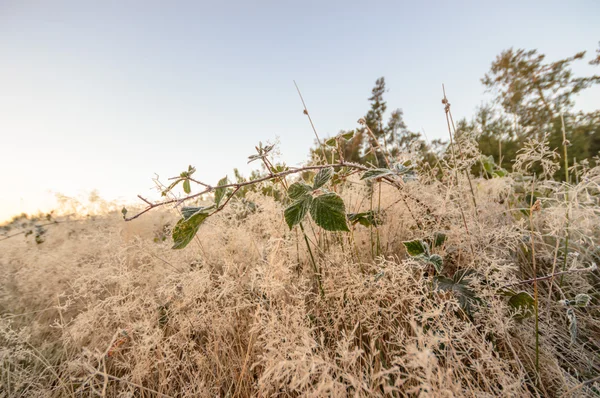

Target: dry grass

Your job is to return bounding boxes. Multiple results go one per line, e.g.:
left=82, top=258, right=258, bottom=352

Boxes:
left=1, top=151, right=600, bottom=397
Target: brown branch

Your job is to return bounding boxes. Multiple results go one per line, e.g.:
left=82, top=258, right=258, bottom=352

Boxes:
left=125, top=163, right=370, bottom=221
left=125, top=160, right=435, bottom=232
left=499, top=264, right=597, bottom=290
left=137, top=195, right=152, bottom=205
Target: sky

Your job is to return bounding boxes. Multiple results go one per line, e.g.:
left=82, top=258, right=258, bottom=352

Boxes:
left=1, top=0, right=599, bottom=222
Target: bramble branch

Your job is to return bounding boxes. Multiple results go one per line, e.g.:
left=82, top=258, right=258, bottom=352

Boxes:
left=125, top=162, right=371, bottom=221
left=499, top=263, right=597, bottom=289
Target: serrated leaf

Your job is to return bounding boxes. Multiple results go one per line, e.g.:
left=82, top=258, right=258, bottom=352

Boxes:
left=181, top=206, right=214, bottom=220
left=403, top=240, right=429, bottom=257
left=214, top=176, right=228, bottom=207
left=347, top=210, right=381, bottom=227
left=313, top=167, right=334, bottom=190
left=172, top=211, right=210, bottom=249
left=391, top=163, right=413, bottom=175
left=361, top=168, right=394, bottom=180
left=287, top=182, right=313, bottom=200
left=325, top=137, right=337, bottom=146
left=508, top=292, right=534, bottom=319
left=341, top=131, right=354, bottom=140
left=574, top=294, right=591, bottom=307
left=434, top=269, right=481, bottom=317
left=284, top=195, right=312, bottom=230
left=309, top=193, right=349, bottom=232
left=183, top=179, right=191, bottom=194
left=428, top=254, right=443, bottom=274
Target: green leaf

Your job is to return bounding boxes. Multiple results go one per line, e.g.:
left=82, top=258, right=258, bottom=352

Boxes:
left=313, top=167, right=334, bottom=190
left=574, top=293, right=591, bottom=307
left=325, top=137, right=337, bottom=147
left=172, top=211, right=210, bottom=249
left=284, top=195, right=312, bottom=230
left=309, top=193, right=349, bottom=232
left=403, top=240, right=429, bottom=257
left=287, top=182, right=313, bottom=200
left=432, top=232, right=447, bottom=248
left=524, top=193, right=538, bottom=206
left=214, top=176, right=228, bottom=207
left=121, top=207, right=128, bottom=218
left=508, top=292, right=535, bottom=319
left=434, top=269, right=481, bottom=317
left=181, top=206, right=214, bottom=220
left=428, top=254, right=444, bottom=274
left=341, top=131, right=354, bottom=140
left=347, top=210, right=381, bottom=227
left=391, top=163, right=413, bottom=175
left=162, top=179, right=181, bottom=196
left=361, top=168, right=394, bottom=180
left=482, top=155, right=495, bottom=174
left=158, top=304, right=169, bottom=328
left=183, top=179, right=191, bottom=194
left=493, top=168, right=508, bottom=177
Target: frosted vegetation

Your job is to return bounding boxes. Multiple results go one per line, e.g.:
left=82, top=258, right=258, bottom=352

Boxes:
left=1, top=45, right=600, bottom=396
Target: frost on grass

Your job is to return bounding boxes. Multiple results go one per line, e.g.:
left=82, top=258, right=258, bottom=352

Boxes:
left=1, top=157, right=600, bottom=397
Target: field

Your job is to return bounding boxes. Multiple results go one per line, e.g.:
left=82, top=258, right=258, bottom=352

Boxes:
left=1, top=144, right=600, bottom=397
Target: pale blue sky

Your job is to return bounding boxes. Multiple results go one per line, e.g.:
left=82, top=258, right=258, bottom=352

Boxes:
left=1, top=1, right=599, bottom=221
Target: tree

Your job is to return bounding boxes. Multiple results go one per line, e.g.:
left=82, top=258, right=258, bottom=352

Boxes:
left=479, top=47, right=600, bottom=179
left=311, top=77, right=440, bottom=171
left=482, top=48, right=600, bottom=135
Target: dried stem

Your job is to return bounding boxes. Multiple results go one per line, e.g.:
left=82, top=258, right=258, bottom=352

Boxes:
left=294, top=80, right=327, bottom=162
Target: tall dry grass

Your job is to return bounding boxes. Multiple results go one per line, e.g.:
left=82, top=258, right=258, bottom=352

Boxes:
left=1, top=142, right=600, bottom=397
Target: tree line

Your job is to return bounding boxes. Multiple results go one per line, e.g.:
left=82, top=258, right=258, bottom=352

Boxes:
left=311, top=43, right=600, bottom=180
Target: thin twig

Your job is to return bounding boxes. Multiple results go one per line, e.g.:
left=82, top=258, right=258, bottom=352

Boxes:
left=294, top=80, right=327, bottom=162
left=0, top=221, right=60, bottom=242
left=562, top=374, right=600, bottom=397
left=359, top=118, right=391, bottom=168
left=499, top=264, right=597, bottom=289
left=441, top=85, right=475, bottom=257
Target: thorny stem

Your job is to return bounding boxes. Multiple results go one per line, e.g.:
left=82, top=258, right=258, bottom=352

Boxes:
left=125, top=162, right=431, bottom=227
left=126, top=163, right=358, bottom=221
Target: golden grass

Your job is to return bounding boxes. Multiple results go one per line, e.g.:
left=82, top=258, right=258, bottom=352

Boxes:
left=1, top=162, right=599, bottom=397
